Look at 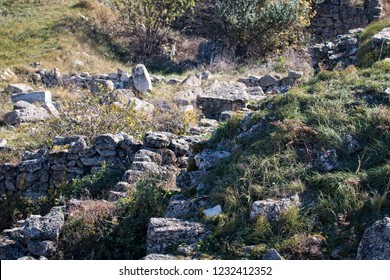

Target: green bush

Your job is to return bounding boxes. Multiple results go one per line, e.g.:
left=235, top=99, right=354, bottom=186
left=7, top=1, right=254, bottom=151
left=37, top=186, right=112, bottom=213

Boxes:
left=113, top=0, right=195, bottom=58
left=215, top=0, right=314, bottom=57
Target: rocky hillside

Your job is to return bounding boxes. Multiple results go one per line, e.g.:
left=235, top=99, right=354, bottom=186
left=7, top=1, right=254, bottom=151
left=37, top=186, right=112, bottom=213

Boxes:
left=0, top=1, right=390, bottom=260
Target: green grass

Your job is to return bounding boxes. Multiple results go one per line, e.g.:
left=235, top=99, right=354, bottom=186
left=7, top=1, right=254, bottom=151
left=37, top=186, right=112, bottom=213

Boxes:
left=356, top=18, right=390, bottom=68
left=0, top=0, right=125, bottom=73
left=198, top=64, right=390, bottom=259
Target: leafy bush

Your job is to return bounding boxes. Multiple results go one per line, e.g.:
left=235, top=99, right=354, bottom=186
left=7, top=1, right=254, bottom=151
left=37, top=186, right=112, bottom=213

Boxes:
left=61, top=165, right=124, bottom=200
left=215, top=0, right=314, bottom=57
left=113, top=0, right=195, bottom=58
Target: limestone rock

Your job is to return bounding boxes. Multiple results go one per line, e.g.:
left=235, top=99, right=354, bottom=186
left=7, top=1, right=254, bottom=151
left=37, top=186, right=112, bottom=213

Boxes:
left=164, top=195, right=193, bottom=219
left=181, top=75, right=202, bottom=88
left=11, top=91, right=52, bottom=104
left=5, top=106, right=50, bottom=125
left=142, top=254, right=179, bottom=260
left=169, top=138, right=190, bottom=157
left=90, top=79, right=114, bottom=94
left=144, top=132, right=171, bottom=149
left=19, top=159, right=42, bottom=173
left=203, top=205, right=222, bottom=218
left=259, top=74, right=279, bottom=88
left=314, top=149, right=339, bottom=172
left=356, top=217, right=390, bottom=260
left=132, top=64, right=152, bottom=93
left=146, top=218, right=209, bottom=254
left=128, top=98, right=154, bottom=116
left=6, top=84, right=33, bottom=94
left=372, top=27, right=390, bottom=46
left=194, top=150, right=231, bottom=171
left=250, top=195, right=300, bottom=221
left=197, top=81, right=248, bottom=118
left=27, top=240, right=56, bottom=257
left=263, top=249, right=283, bottom=260
left=93, top=134, right=120, bottom=151
left=22, top=207, right=64, bottom=242
left=133, top=149, right=163, bottom=165
left=0, top=138, right=7, bottom=148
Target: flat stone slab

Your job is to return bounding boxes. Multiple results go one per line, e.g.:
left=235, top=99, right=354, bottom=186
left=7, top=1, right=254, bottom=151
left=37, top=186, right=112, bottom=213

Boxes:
left=11, top=91, right=52, bottom=104
left=147, top=218, right=209, bottom=254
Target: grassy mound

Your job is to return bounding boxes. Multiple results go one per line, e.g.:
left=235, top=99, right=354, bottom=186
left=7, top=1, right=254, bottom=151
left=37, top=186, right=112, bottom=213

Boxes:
left=198, top=62, right=390, bottom=259
left=356, top=18, right=390, bottom=68
left=0, top=0, right=124, bottom=73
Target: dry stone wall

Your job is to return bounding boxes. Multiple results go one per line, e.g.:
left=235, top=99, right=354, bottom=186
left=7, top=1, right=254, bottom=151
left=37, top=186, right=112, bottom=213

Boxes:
left=310, top=0, right=383, bottom=40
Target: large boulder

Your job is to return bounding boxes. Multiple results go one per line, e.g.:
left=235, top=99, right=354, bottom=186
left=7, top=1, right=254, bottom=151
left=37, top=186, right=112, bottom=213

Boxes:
left=196, top=81, right=248, bottom=118
left=371, top=27, right=390, bottom=47
left=132, top=64, right=152, bottom=93
left=146, top=218, right=209, bottom=254
left=22, top=207, right=64, bottom=242
left=4, top=104, right=50, bottom=125
left=356, top=217, right=390, bottom=260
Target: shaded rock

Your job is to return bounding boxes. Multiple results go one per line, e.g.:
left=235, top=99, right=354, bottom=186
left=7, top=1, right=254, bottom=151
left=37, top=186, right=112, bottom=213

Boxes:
left=169, top=138, right=190, bottom=157
left=194, top=150, right=231, bottom=171
left=250, top=195, right=300, bottom=221
left=27, top=240, right=56, bottom=257
left=344, top=134, right=360, bottom=154
left=372, top=27, right=390, bottom=46
left=219, top=111, right=235, bottom=122
left=133, top=149, right=163, bottom=165
left=130, top=161, right=160, bottom=174
left=314, top=149, right=339, bottom=172
left=11, top=91, right=52, bottom=104
left=357, top=217, right=390, bottom=260
left=146, top=218, right=209, bottom=254
left=19, top=159, right=42, bottom=173
left=196, top=71, right=212, bottom=80
left=93, top=134, right=120, bottom=151
left=263, top=249, right=283, bottom=260
left=132, top=64, right=152, bottom=93
left=164, top=195, right=193, bottom=219
left=90, top=79, right=114, bottom=94
left=0, top=238, right=27, bottom=260
left=144, top=132, right=171, bottom=149
left=22, top=207, right=64, bottom=242
left=259, top=74, right=279, bottom=88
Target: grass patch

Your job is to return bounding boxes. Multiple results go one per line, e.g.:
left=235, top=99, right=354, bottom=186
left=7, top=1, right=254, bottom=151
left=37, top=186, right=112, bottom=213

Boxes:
left=356, top=18, right=390, bottom=68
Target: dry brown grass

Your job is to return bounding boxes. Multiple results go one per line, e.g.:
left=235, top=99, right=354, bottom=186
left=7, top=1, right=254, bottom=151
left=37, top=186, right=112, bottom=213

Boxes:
left=67, top=199, right=116, bottom=223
